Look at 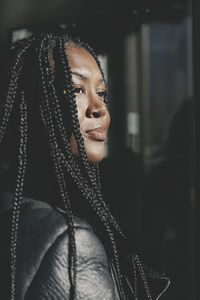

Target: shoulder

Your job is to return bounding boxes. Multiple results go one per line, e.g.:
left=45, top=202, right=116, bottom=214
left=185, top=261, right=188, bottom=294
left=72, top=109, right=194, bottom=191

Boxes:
left=18, top=197, right=110, bottom=272
left=17, top=196, right=107, bottom=264
left=8, top=196, right=117, bottom=299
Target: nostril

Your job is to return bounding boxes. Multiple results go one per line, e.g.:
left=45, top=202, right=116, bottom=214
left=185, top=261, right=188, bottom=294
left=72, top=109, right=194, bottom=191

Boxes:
left=86, top=106, right=106, bottom=118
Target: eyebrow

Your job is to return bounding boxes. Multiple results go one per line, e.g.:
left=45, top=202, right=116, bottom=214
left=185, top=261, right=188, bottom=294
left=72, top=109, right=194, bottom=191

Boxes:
left=71, top=72, right=104, bottom=83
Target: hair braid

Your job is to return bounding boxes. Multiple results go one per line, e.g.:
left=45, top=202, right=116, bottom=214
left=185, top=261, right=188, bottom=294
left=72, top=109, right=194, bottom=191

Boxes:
left=0, top=40, right=35, bottom=143
left=41, top=36, right=89, bottom=185
left=58, top=36, right=126, bottom=297
left=58, top=38, right=112, bottom=221
left=59, top=39, right=113, bottom=212
left=10, top=91, right=28, bottom=300
left=38, top=36, right=107, bottom=232
left=40, top=35, right=96, bottom=217
left=37, top=35, right=77, bottom=298
left=61, top=38, right=125, bottom=237
left=59, top=38, right=96, bottom=177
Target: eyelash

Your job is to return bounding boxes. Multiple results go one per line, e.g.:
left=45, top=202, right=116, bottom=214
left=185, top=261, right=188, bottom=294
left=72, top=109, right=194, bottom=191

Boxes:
left=74, top=87, right=106, bottom=100
left=97, top=91, right=106, bottom=99
left=74, top=87, right=84, bottom=94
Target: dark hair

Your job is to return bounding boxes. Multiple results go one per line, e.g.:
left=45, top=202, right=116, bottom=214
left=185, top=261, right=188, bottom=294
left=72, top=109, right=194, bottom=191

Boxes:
left=0, top=33, right=125, bottom=299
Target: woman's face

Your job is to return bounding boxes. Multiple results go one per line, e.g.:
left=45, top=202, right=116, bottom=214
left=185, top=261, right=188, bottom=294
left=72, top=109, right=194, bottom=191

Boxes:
left=66, top=46, right=110, bottom=163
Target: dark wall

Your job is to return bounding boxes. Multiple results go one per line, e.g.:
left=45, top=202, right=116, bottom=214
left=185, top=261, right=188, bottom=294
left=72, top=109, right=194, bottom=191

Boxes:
left=0, top=0, right=189, bottom=59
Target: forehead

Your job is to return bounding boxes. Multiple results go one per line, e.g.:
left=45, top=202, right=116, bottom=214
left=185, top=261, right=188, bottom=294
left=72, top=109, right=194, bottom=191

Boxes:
left=66, top=46, right=102, bottom=76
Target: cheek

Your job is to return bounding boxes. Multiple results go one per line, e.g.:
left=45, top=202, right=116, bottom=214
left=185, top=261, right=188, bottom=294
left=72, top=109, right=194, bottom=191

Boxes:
left=69, top=97, right=86, bottom=158
left=107, top=111, right=111, bottom=128
left=69, top=101, right=85, bottom=157
left=70, top=134, right=79, bottom=158
left=70, top=133, right=105, bottom=162
left=70, top=103, right=110, bottom=163
left=76, top=98, right=87, bottom=125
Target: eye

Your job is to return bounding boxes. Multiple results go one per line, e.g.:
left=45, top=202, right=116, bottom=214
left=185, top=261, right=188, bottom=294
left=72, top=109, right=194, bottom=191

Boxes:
left=74, top=87, right=84, bottom=94
left=97, top=91, right=106, bottom=99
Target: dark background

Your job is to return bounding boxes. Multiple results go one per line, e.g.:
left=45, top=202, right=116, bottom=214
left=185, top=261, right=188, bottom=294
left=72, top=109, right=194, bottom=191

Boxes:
left=0, top=0, right=198, bottom=299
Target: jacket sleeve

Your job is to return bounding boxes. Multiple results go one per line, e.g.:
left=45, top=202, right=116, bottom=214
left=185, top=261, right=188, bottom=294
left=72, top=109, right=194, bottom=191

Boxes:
left=24, top=225, right=118, bottom=300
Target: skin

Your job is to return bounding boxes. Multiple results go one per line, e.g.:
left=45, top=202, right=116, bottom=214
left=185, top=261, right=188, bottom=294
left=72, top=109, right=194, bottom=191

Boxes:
left=66, top=47, right=110, bottom=163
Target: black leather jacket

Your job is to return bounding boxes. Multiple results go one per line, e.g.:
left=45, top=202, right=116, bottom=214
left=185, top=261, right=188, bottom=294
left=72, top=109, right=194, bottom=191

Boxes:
left=0, top=192, right=170, bottom=299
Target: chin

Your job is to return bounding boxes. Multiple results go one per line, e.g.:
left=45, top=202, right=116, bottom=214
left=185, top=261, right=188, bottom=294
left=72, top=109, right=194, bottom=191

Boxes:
left=85, top=148, right=105, bottom=163
left=87, top=155, right=104, bottom=163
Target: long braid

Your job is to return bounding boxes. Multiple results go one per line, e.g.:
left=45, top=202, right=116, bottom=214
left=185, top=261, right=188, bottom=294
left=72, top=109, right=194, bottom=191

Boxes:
left=58, top=36, right=126, bottom=298
left=60, top=37, right=124, bottom=232
left=59, top=41, right=108, bottom=220
left=10, top=91, right=28, bottom=300
left=38, top=35, right=77, bottom=298
left=42, top=36, right=90, bottom=188
left=59, top=38, right=123, bottom=228
left=38, top=36, right=114, bottom=246
left=60, top=38, right=96, bottom=177
left=0, top=40, right=34, bottom=143
left=39, top=33, right=96, bottom=247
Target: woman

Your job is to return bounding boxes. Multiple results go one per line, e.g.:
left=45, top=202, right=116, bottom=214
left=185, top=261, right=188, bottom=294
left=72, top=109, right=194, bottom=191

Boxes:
left=0, top=32, right=169, bottom=299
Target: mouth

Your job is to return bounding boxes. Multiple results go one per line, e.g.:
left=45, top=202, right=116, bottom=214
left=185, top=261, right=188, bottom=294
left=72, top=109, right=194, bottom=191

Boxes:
left=85, top=126, right=107, bottom=141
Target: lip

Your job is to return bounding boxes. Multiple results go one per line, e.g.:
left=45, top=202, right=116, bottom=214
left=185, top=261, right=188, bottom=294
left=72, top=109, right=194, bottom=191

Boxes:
left=85, top=126, right=107, bottom=141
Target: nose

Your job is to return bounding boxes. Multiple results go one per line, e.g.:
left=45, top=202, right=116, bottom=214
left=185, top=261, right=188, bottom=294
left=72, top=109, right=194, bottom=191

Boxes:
left=86, top=96, right=107, bottom=119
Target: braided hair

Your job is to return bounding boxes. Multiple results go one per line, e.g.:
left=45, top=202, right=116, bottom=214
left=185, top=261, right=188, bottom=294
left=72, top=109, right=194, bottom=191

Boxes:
left=0, top=33, right=126, bottom=300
